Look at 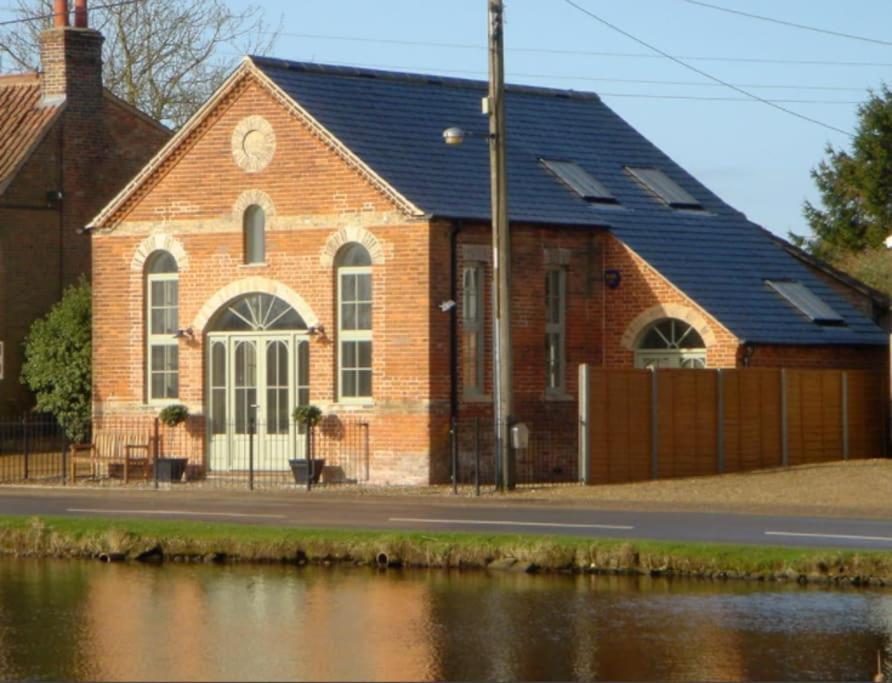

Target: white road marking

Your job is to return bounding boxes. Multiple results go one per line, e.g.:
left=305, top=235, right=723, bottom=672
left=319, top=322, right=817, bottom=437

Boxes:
left=766, top=531, right=892, bottom=544
left=67, top=508, right=286, bottom=520
left=389, top=517, right=634, bottom=531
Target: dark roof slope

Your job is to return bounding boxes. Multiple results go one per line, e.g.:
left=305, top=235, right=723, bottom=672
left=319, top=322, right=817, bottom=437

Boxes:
left=254, top=58, right=886, bottom=346
left=0, top=73, right=63, bottom=195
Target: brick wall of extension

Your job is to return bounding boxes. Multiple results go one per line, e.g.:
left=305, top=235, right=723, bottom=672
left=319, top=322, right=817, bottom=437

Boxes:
left=92, top=72, right=886, bottom=485
left=0, top=27, right=168, bottom=414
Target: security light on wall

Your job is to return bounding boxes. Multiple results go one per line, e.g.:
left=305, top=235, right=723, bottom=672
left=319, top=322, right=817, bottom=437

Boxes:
left=173, top=328, right=195, bottom=340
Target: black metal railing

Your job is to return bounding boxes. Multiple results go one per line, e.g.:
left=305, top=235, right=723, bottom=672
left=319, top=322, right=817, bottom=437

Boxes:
left=0, top=415, right=68, bottom=484
left=451, top=415, right=579, bottom=491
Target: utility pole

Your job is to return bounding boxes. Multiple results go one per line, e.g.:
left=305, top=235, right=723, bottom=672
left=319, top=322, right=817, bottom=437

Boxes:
left=488, top=0, right=515, bottom=491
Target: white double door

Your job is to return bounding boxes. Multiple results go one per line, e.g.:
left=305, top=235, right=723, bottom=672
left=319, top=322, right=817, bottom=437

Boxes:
left=207, top=334, right=310, bottom=472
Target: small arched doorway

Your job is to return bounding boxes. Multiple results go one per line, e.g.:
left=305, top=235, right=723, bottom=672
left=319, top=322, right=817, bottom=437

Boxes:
left=635, top=318, right=707, bottom=369
left=206, top=293, right=310, bottom=472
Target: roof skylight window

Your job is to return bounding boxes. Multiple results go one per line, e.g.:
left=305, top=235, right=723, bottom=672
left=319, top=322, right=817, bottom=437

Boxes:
left=626, top=167, right=702, bottom=210
left=541, top=159, right=616, bottom=204
left=766, top=280, right=846, bottom=326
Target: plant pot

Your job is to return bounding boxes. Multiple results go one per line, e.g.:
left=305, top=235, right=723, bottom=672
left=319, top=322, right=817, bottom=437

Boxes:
left=156, top=457, right=189, bottom=483
left=289, top=459, right=325, bottom=485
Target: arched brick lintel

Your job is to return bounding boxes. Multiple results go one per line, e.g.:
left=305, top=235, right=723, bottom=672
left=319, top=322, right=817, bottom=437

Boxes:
left=191, top=277, right=320, bottom=332
left=130, top=233, right=190, bottom=272
left=621, top=304, right=717, bottom=351
left=319, top=225, right=385, bottom=267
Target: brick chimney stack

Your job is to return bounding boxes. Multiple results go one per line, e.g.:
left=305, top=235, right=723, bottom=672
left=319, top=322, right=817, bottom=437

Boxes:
left=39, top=0, right=103, bottom=107
left=39, top=0, right=106, bottom=282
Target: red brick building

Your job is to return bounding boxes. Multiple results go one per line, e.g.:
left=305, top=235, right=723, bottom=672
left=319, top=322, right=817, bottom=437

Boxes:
left=0, top=0, right=168, bottom=414
left=88, top=58, right=888, bottom=485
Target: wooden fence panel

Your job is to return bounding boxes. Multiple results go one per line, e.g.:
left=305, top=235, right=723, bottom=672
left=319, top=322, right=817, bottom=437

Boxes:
left=587, top=368, right=652, bottom=484
left=847, top=371, right=886, bottom=459
left=722, top=369, right=782, bottom=472
left=582, top=365, right=886, bottom=487
left=785, top=370, right=843, bottom=466
left=657, top=369, right=718, bottom=479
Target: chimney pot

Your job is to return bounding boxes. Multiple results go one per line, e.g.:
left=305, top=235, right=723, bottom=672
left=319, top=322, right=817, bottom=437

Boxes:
left=53, top=0, right=69, bottom=28
left=73, top=0, right=87, bottom=28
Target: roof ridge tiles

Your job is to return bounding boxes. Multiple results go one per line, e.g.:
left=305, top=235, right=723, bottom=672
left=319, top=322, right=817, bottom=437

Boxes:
left=248, top=55, right=602, bottom=102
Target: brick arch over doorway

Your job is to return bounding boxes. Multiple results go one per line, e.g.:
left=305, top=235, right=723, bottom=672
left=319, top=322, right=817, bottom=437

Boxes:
left=191, top=277, right=320, bottom=333
left=621, top=303, right=719, bottom=351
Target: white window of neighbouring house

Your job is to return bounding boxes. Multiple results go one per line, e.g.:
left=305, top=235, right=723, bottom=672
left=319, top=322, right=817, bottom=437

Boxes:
left=337, top=243, right=373, bottom=401
left=635, top=318, right=707, bottom=369
left=545, top=268, right=567, bottom=394
left=244, top=205, right=266, bottom=264
left=146, top=251, right=179, bottom=401
left=462, top=263, right=485, bottom=398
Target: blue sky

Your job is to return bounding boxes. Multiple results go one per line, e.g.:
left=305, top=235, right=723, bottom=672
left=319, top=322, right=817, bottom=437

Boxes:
left=221, top=0, right=892, bottom=240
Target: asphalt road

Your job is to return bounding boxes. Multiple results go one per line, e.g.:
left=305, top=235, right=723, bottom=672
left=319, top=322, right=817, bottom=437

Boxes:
left=1, top=487, right=892, bottom=551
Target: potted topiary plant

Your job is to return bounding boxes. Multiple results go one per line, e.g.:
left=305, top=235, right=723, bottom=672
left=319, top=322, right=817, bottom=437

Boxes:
left=159, top=404, right=189, bottom=427
left=290, top=405, right=324, bottom=486
left=156, top=404, right=190, bottom=482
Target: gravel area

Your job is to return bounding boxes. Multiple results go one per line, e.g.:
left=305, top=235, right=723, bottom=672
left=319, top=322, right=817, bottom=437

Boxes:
left=323, top=459, right=892, bottom=518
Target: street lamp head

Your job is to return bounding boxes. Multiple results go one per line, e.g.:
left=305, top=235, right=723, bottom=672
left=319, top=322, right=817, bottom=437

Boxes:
left=442, top=127, right=466, bottom=146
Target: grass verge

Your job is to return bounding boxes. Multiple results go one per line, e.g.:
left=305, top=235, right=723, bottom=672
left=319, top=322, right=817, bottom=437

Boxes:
left=0, top=515, right=889, bottom=586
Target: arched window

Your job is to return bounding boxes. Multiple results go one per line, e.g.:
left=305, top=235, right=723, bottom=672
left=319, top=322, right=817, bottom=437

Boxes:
left=336, top=243, right=373, bottom=401
left=146, top=251, right=179, bottom=400
left=244, top=205, right=266, bottom=264
left=635, top=318, right=707, bottom=369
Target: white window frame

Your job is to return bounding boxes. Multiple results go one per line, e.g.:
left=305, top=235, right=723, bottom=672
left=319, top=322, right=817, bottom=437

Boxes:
left=146, top=257, right=179, bottom=403
left=462, top=263, right=486, bottom=400
left=634, top=318, right=707, bottom=369
left=337, top=262, right=373, bottom=404
left=545, top=268, right=567, bottom=395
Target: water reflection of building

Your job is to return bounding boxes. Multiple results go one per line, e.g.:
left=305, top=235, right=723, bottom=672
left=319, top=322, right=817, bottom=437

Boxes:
left=80, top=565, right=436, bottom=681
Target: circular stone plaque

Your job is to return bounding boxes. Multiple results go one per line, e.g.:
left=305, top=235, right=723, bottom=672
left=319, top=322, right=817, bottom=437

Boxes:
left=231, top=116, right=276, bottom=173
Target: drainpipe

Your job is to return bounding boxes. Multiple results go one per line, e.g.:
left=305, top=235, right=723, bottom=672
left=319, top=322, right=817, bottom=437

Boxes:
left=449, top=220, right=464, bottom=491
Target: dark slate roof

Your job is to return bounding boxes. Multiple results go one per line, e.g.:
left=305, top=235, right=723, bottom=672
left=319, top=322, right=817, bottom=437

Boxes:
left=253, top=57, right=887, bottom=346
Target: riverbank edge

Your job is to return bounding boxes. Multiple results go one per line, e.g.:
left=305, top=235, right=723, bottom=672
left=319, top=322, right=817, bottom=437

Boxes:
left=1, top=516, right=890, bottom=586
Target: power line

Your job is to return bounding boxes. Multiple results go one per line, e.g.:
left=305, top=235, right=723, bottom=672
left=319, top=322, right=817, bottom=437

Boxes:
left=560, top=0, right=853, bottom=137
left=264, top=30, right=892, bottom=68
left=0, top=0, right=143, bottom=28
left=683, top=0, right=892, bottom=48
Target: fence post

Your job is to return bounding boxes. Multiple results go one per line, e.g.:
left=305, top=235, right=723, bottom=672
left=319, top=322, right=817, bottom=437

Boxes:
left=841, top=372, right=850, bottom=461
left=651, top=368, right=660, bottom=480
left=61, top=430, right=68, bottom=485
left=248, top=412, right=255, bottom=492
left=307, top=424, right=314, bottom=493
left=450, top=416, right=458, bottom=495
left=780, top=369, right=790, bottom=467
left=22, top=416, right=29, bottom=481
left=716, top=369, right=725, bottom=474
left=474, top=416, right=481, bottom=497
left=578, top=365, right=590, bottom=485
left=153, top=418, right=160, bottom=490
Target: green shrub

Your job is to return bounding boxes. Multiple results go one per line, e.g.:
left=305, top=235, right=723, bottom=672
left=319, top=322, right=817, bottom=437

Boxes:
left=159, top=404, right=189, bottom=427
left=293, top=404, right=322, bottom=427
left=21, top=278, right=91, bottom=442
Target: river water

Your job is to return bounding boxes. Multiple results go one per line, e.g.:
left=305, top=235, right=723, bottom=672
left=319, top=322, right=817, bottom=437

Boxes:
left=0, top=558, right=889, bottom=682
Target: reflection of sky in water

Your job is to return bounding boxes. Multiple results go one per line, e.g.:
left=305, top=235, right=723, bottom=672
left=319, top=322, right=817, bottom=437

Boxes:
left=0, top=560, right=888, bottom=682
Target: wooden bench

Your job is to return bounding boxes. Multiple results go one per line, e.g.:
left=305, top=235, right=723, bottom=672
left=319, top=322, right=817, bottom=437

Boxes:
left=69, top=431, right=155, bottom=484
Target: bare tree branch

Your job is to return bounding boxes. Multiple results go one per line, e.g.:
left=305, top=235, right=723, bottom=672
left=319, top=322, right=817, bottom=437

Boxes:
left=0, top=0, right=281, bottom=128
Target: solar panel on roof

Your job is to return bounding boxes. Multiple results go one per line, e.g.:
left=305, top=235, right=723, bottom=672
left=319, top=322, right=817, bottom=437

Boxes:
left=766, top=280, right=846, bottom=326
left=541, top=159, right=616, bottom=203
left=626, top=167, right=701, bottom=209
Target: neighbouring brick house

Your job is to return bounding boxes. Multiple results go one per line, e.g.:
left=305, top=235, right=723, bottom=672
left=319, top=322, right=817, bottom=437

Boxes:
left=87, top=57, right=888, bottom=485
left=0, top=0, right=169, bottom=414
